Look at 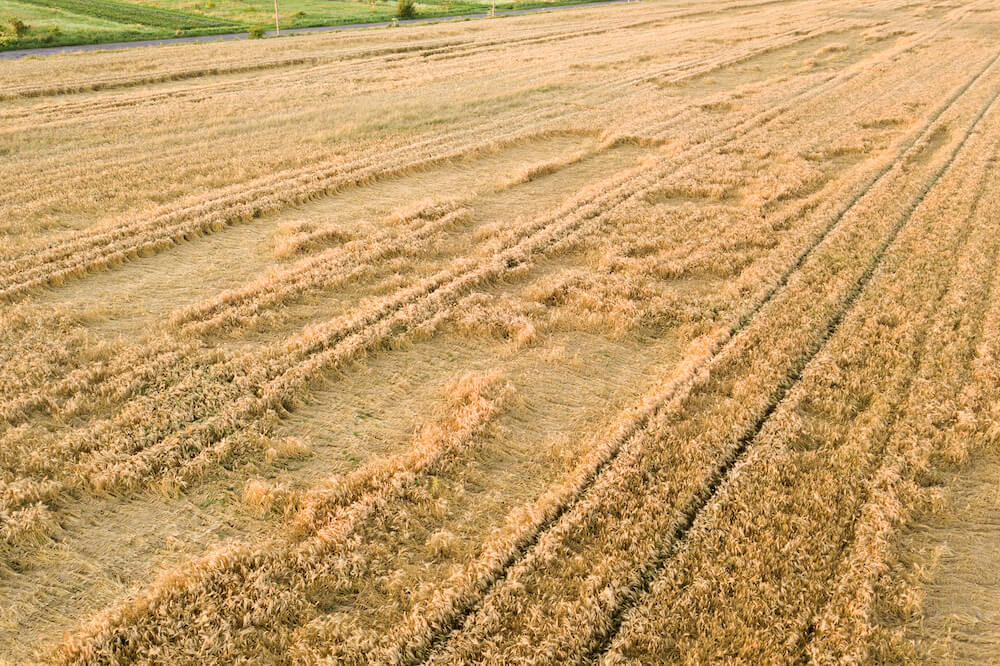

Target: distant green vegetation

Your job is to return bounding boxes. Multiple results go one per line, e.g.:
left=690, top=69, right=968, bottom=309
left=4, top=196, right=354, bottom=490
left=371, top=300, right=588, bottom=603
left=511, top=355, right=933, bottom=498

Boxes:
left=18, top=0, right=234, bottom=27
left=0, top=0, right=585, bottom=50
left=0, top=0, right=237, bottom=48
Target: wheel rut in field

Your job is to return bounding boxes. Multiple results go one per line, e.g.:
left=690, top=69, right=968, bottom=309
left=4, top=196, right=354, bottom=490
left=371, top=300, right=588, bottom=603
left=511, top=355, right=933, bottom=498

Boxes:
left=403, top=43, right=1000, bottom=665
left=583, top=47, right=1000, bottom=664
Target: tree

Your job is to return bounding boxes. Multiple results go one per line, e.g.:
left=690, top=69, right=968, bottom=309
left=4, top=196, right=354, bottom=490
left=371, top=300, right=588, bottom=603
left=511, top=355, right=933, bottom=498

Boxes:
left=396, top=0, right=415, bottom=19
left=6, top=17, right=29, bottom=38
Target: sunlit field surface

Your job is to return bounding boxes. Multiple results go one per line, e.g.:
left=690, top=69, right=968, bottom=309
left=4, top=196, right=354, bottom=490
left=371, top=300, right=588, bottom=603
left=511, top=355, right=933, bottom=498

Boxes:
left=2, top=0, right=1000, bottom=662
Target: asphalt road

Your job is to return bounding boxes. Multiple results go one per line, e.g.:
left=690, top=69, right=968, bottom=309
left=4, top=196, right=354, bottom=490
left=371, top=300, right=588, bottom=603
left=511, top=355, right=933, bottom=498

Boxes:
left=0, top=0, right=634, bottom=60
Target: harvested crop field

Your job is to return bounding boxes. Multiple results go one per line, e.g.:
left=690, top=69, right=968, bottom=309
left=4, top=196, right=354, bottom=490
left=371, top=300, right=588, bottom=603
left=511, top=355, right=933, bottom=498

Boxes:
left=2, top=0, right=1000, bottom=662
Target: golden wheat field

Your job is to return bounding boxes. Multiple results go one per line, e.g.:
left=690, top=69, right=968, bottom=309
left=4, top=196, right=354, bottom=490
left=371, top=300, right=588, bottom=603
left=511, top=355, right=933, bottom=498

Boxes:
left=2, top=0, right=1000, bottom=662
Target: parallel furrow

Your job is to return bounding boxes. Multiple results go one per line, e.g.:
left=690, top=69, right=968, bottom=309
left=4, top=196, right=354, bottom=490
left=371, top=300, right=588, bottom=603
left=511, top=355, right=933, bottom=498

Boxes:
left=395, top=43, right=1000, bottom=666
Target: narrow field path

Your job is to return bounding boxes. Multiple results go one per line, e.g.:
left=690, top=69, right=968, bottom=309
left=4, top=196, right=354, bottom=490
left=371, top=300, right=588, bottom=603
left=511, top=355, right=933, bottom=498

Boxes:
left=903, top=451, right=1000, bottom=663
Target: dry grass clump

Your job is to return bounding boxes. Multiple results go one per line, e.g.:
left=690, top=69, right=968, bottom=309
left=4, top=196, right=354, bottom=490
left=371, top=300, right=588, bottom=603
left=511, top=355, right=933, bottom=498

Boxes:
left=495, top=148, right=596, bottom=190
left=240, top=478, right=295, bottom=518
left=447, top=293, right=544, bottom=347
left=265, top=436, right=312, bottom=463
left=272, top=220, right=353, bottom=259
left=863, top=27, right=915, bottom=42
left=427, top=530, right=460, bottom=559
left=815, top=42, right=851, bottom=56
left=1, top=502, right=59, bottom=561
left=522, top=269, right=677, bottom=336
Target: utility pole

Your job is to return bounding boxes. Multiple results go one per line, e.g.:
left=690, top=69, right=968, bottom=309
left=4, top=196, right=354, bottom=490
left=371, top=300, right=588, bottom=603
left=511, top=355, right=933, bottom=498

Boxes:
left=273, top=0, right=280, bottom=34
left=490, top=0, right=494, bottom=16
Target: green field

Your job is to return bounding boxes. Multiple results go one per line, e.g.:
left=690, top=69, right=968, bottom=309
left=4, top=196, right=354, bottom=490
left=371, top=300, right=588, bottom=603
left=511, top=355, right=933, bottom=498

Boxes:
left=0, top=0, right=580, bottom=50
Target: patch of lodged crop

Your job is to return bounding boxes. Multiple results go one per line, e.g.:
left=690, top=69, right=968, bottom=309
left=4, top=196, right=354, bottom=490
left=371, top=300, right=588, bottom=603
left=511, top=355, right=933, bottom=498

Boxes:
left=2, top=0, right=999, bottom=662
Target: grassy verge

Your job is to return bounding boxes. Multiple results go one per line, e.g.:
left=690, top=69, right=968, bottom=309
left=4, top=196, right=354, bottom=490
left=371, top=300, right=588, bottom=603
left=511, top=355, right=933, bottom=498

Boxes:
left=0, top=0, right=594, bottom=51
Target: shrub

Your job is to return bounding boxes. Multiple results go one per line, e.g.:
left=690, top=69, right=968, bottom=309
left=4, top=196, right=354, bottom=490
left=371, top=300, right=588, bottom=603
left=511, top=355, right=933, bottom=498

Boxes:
left=247, top=24, right=265, bottom=38
left=39, top=25, right=61, bottom=43
left=396, top=0, right=415, bottom=19
left=6, top=16, right=29, bottom=38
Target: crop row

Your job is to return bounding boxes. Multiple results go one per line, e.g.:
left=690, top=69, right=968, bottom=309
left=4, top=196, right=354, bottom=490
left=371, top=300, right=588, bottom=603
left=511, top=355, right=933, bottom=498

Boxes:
left=0, top=0, right=831, bottom=102
left=0, top=0, right=957, bottom=574
left=0, top=14, right=967, bottom=582
left=3, top=0, right=926, bottom=270
left=803, top=132, right=1000, bottom=664
left=25, top=16, right=992, bottom=654
left=601, top=85, right=1000, bottom=665
left=0, top=9, right=872, bottom=302
left=4, top=0, right=966, bottom=253
left=0, top=121, right=652, bottom=551
left=57, top=371, right=511, bottom=663
left=0, top=10, right=902, bottom=443
left=392, top=46, right=1000, bottom=665
left=154, top=18, right=938, bottom=341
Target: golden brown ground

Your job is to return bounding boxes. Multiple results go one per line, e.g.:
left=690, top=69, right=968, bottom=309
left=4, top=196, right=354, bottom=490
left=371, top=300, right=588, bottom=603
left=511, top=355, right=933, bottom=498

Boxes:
left=1, top=0, right=999, bottom=662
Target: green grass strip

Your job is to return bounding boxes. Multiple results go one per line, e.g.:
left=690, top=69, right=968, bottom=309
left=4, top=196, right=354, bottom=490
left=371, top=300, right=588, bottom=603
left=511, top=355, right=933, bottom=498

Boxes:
left=13, top=0, right=239, bottom=29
